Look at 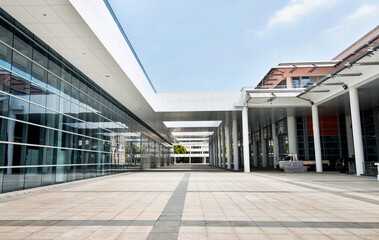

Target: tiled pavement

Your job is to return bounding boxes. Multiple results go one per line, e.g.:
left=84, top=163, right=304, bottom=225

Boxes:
left=0, top=164, right=378, bottom=240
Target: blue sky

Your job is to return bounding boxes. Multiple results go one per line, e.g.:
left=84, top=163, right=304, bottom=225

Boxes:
left=108, top=0, right=379, bottom=93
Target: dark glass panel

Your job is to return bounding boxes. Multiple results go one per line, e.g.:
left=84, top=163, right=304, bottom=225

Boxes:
left=47, top=55, right=61, bottom=76
left=47, top=72, right=60, bottom=94
left=11, top=51, right=31, bottom=79
left=32, top=44, right=48, bottom=68
left=13, top=30, right=32, bottom=58
left=0, top=44, right=12, bottom=69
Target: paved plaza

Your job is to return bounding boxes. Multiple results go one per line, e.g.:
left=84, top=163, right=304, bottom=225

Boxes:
left=0, top=165, right=378, bottom=240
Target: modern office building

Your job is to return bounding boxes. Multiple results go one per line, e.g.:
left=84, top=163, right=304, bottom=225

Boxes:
left=0, top=0, right=378, bottom=194
left=171, top=142, right=209, bottom=164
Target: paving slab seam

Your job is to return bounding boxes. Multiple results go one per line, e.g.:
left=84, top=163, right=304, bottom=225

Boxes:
left=147, top=173, right=190, bottom=240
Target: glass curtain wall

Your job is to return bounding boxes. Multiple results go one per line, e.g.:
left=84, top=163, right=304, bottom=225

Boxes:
left=0, top=9, right=169, bottom=193
left=276, top=119, right=289, bottom=159
left=263, top=125, right=273, bottom=167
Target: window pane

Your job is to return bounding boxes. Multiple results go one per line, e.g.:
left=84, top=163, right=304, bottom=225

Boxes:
left=13, top=30, right=32, bottom=58
left=11, top=51, right=32, bottom=79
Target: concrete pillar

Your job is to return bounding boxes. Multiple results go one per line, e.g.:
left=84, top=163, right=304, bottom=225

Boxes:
left=221, top=126, right=226, bottom=168
left=212, top=137, right=215, bottom=166
left=217, top=130, right=221, bottom=167
left=232, top=119, right=239, bottom=171
left=225, top=124, right=231, bottom=169
left=242, top=106, right=250, bottom=172
left=286, top=77, right=293, bottom=88
left=7, top=110, right=16, bottom=174
left=287, top=116, right=297, bottom=155
left=203, top=157, right=206, bottom=164
left=345, top=115, right=354, bottom=158
left=189, top=156, right=191, bottom=164
left=312, top=105, right=323, bottom=172
left=214, top=137, right=217, bottom=166
left=174, top=157, right=177, bottom=165
left=209, top=140, right=212, bottom=165
left=253, top=131, right=258, bottom=167
left=261, top=129, right=267, bottom=167
left=349, top=87, right=364, bottom=176
left=272, top=123, right=279, bottom=168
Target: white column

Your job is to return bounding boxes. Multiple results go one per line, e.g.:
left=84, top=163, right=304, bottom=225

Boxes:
left=345, top=115, right=354, bottom=158
left=287, top=116, right=297, bottom=155
left=349, top=87, right=364, bottom=176
left=312, top=105, right=323, bottom=172
left=209, top=140, right=213, bottom=165
left=242, top=106, right=250, bottom=172
left=272, top=123, right=279, bottom=168
left=217, top=129, right=221, bottom=167
left=225, top=125, right=231, bottom=169
left=221, top=126, right=226, bottom=168
left=208, top=140, right=211, bottom=165
left=261, top=129, right=267, bottom=167
left=232, top=119, right=239, bottom=171
left=252, top=130, right=258, bottom=167
left=7, top=110, right=16, bottom=175
left=213, top=137, right=217, bottom=166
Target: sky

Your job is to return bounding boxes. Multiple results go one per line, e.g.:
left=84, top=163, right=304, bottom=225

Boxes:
left=108, top=0, right=379, bottom=93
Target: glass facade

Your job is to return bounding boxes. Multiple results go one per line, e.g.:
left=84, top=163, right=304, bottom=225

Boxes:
left=0, top=9, right=170, bottom=193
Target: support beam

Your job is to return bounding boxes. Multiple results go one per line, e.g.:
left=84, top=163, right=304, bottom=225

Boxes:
left=217, top=129, right=221, bottom=167
left=261, top=129, right=267, bottom=167
left=312, top=105, right=323, bottom=172
left=345, top=115, right=354, bottom=158
left=272, top=123, right=279, bottom=168
left=252, top=127, right=258, bottom=167
left=208, top=140, right=212, bottom=165
left=214, top=137, right=217, bottom=166
left=232, top=119, right=239, bottom=171
left=221, top=125, right=226, bottom=168
left=287, top=116, right=297, bottom=155
left=242, top=106, right=250, bottom=172
left=225, top=124, right=231, bottom=169
left=349, top=87, right=364, bottom=176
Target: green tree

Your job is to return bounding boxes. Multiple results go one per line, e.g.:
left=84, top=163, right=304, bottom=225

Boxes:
left=174, top=145, right=187, bottom=154
left=174, top=145, right=187, bottom=163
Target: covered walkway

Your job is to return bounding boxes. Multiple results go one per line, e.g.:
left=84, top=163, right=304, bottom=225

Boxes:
left=0, top=165, right=378, bottom=240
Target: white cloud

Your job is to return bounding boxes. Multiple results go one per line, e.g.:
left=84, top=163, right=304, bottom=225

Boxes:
left=322, top=4, right=379, bottom=41
left=268, top=0, right=335, bottom=27
left=346, top=4, right=379, bottom=21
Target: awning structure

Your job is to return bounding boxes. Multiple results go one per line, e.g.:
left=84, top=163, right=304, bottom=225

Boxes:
left=298, top=43, right=379, bottom=106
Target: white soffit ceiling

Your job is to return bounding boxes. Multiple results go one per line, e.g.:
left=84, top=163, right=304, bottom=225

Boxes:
left=172, top=132, right=214, bottom=136
left=176, top=138, right=209, bottom=141
left=163, top=121, right=222, bottom=128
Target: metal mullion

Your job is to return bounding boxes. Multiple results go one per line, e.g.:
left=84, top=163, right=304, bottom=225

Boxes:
left=0, top=141, right=112, bottom=154
left=0, top=40, right=130, bottom=133
left=0, top=89, right=114, bottom=134
left=0, top=115, right=111, bottom=144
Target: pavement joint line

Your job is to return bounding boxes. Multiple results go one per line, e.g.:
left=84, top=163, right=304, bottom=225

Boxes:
left=147, top=173, right=190, bottom=240
left=0, top=220, right=378, bottom=229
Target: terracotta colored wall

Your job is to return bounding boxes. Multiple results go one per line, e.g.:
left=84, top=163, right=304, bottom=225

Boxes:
left=306, top=116, right=339, bottom=136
